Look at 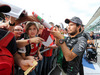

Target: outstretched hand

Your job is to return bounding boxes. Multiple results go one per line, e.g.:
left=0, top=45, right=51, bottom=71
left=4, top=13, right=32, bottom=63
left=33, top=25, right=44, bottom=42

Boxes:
left=20, top=59, right=38, bottom=71
left=15, top=15, right=40, bottom=25
left=49, top=28, right=64, bottom=39
left=30, top=37, right=44, bottom=44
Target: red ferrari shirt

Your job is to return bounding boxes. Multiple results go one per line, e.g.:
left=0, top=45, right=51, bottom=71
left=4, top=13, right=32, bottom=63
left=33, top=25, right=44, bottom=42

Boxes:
left=30, top=43, right=41, bottom=56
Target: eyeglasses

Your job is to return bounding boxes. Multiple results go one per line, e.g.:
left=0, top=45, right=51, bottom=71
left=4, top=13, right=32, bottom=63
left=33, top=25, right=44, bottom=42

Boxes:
left=14, top=29, right=23, bottom=32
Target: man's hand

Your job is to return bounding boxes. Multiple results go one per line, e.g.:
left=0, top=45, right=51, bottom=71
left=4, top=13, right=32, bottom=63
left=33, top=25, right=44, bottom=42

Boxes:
left=0, top=23, right=9, bottom=30
left=87, top=40, right=94, bottom=44
left=50, top=28, right=64, bottom=39
left=47, top=45, right=58, bottom=49
left=20, top=59, right=38, bottom=71
left=14, top=52, right=37, bottom=72
left=30, top=37, right=44, bottom=44
left=9, top=16, right=16, bottom=24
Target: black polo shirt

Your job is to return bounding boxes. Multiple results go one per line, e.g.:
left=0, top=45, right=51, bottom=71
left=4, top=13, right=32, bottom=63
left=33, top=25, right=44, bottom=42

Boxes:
left=62, top=33, right=87, bottom=75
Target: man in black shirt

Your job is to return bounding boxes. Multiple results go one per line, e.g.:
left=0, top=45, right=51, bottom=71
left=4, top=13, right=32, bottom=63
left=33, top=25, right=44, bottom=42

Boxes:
left=50, top=17, right=87, bottom=75
left=90, top=31, right=95, bottom=40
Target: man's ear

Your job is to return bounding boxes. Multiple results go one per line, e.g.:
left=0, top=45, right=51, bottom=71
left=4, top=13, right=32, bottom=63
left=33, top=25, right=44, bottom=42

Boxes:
left=79, top=25, right=81, bottom=29
left=78, top=25, right=81, bottom=32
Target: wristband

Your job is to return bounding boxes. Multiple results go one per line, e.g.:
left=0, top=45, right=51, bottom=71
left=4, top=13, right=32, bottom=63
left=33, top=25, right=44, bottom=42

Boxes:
left=27, top=39, right=30, bottom=44
left=9, top=22, right=15, bottom=26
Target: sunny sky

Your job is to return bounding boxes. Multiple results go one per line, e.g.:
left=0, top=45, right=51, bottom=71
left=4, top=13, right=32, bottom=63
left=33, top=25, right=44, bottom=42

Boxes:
left=1, top=0, right=100, bottom=28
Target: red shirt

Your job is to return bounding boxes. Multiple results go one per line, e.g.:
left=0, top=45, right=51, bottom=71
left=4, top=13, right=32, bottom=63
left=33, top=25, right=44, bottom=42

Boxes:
left=30, top=43, right=41, bottom=56
left=43, top=34, right=54, bottom=57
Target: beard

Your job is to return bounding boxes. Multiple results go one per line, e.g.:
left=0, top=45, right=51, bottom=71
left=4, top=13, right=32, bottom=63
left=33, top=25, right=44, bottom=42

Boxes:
left=69, top=29, right=77, bottom=36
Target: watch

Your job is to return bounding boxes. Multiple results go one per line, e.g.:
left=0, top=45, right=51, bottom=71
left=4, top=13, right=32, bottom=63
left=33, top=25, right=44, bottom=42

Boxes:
left=59, top=39, right=65, bottom=44
left=27, top=39, right=30, bottom=44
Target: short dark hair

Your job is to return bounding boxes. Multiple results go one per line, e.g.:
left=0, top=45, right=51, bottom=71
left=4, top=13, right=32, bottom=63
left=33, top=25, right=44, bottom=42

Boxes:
left=76, top=24, right=79, bottom=26
left=49, top=22, right=54, bottom=25
left=82, top=25, right=85, bottom=27
left=65, top=28, right=67, bottom=31
left=91, top=31, right=94, bottom=34
left=76, top=23, right=81, bottom=32
left=55, top=25, right=60, bottom=28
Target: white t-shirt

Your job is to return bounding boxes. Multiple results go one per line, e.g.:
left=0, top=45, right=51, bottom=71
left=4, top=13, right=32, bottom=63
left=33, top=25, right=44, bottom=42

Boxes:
left=18, top=38, right=26, bottom=53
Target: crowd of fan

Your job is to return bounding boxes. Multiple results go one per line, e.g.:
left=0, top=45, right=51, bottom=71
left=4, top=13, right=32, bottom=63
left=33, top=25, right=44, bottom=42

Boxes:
left=0, top=4, right=97, bottom=75
left=0, top=12, right=68, bottom=75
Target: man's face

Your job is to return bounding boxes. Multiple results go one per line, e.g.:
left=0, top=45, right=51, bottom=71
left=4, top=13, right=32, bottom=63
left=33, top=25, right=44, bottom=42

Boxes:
left=13, top=26, right=23, bottom=39
left=90, top=32, right=93, bottom=36
left=67, top=22, right=78, bottom=35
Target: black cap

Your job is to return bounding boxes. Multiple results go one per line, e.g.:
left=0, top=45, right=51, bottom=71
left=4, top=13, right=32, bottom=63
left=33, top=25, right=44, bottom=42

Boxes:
left=0, top=4, right=11, bottom=13
left=0, top=12, right=5, bottom=20
left=0, top=4, right=11, bottom=22
left=65, top=16, right=82, bottom=25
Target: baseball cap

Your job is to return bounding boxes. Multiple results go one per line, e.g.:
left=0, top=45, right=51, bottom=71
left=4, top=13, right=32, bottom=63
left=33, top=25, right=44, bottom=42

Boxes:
left=0, top=4, right=11, bottom=21
left=65, top=16, right=82, bottom=25
left=0, top=12, right=5, bottom=20
left=0, top=4, right=11, bottom=13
